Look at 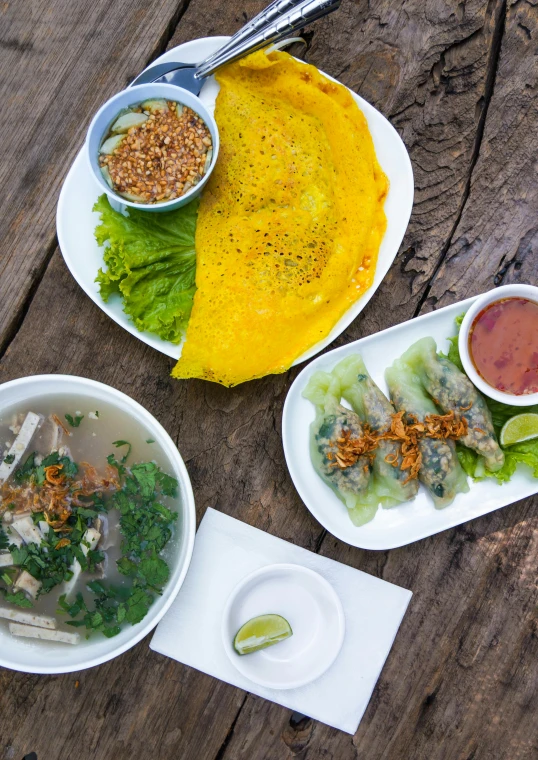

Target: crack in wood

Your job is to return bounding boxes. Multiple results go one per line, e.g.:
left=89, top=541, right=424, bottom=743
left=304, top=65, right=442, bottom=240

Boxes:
left=145, top=0, right=194, bottom=68
left=412, top=0, right=508, bottom=318
left=214, top=694, right=248, bottom=760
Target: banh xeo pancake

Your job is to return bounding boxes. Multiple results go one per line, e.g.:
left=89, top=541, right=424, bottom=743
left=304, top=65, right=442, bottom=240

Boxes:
left=172, top=50, right=388, bottom=387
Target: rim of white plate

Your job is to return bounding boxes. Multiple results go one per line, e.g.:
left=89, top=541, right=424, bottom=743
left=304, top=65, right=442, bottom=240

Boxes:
left=57, top=36, right=414, bottom=365
left=221, top=563, right=345, bottom=689
left=282, top=293, right=538, bottom=551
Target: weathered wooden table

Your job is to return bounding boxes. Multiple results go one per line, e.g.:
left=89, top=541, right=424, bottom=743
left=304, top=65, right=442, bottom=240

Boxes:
left=1, top=1, right=536, bottom=758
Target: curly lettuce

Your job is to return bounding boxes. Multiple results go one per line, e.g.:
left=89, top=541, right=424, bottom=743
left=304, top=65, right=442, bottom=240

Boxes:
left=94, top=194, right=198, bottom=343
left=443, top=314, right=538, bottom=483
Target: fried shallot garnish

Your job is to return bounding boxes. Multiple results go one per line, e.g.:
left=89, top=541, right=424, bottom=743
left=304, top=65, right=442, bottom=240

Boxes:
left=379, top=411, right=425, bottom=484
left=52, top=414, right=71, bottom=436
left=423, top=410, right=468, bottom=440
left=330, top=427, right=379, bottom=469
left=329, top=407, right=470, bottom=485
left=44, top=464, right=65, bottom=485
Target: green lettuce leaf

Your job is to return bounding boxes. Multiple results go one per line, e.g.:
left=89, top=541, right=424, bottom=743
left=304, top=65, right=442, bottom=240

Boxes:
left=94, top=194, right=198, bottom=343
left=445, top=314, right=538, bottom=484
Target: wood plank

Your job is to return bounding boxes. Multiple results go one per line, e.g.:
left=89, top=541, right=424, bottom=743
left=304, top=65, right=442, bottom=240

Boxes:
left=422, top=0, right=538, bottom=307
left=0, top=0, right=189, bottom=354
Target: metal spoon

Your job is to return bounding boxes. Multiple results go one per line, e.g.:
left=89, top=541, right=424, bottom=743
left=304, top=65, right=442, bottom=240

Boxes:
left=131, top=0, right=340, bottom=93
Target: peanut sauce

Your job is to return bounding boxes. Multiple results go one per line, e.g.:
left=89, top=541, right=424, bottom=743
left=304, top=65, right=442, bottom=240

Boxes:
left=469, top=297, right=538, bottom=395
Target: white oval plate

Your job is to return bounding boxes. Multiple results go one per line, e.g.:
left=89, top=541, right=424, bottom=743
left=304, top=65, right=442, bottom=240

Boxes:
left=221, top=563, right=345, bottom=690
left=57, top=37, right=414, bottom=363
left=283, top=295, right=538, bottom=551
left=0, top=374, right=196, bottom=674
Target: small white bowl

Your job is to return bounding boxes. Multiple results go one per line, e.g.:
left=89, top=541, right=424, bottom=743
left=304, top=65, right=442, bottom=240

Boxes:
left=0, top=374, right=196, bottom=674
left=459, top=283, right=538, bottom=406
left=86, top=82, right=219, bottom=213
left=222, top=564, right=345, bottom=690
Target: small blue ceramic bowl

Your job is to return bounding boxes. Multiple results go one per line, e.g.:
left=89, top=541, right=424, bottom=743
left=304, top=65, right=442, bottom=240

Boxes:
left=86, top=82, right=219, bottom=213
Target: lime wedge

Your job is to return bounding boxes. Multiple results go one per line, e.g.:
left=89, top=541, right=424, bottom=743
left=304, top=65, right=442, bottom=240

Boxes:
left=500, top=413, right=538, bottom=447
left=233, top=614, right=292, bottom=655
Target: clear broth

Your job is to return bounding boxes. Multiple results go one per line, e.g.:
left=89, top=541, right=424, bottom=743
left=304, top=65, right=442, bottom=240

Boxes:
left=0, top=394, right=180, bottom=642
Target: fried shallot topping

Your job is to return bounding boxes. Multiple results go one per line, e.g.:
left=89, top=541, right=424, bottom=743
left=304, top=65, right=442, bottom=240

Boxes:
left=330, top=407, right=470, bottom=483
left=379, top=411, right=425, bottom=484
left=0, top=462, right=119, bottom=531
left=328, top=427, right=379, bottom=469
left=423, top=410, right=468, bottom=440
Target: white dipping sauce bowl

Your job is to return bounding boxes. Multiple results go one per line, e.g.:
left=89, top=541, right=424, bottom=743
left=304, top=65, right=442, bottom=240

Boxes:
left=0, top=374, right=195, bottom=674
left=86, top=82, right=219, bottom=212
left=222, top=564, right=345, bottom=690
left=459, top=283, right=538, bottom=406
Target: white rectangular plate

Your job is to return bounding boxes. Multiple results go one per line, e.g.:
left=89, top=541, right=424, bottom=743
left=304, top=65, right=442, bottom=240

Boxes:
left=56, top=36, right=413, bottom=363
left=282, top=296, right=538, bottom=550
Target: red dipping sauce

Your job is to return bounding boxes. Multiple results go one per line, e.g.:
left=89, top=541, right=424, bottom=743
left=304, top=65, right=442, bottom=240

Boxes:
left=469, top=297, right=538, bottom=395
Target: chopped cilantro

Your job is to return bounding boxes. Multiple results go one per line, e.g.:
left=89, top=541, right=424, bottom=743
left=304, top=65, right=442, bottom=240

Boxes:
left=112, top=440, right=132, bottom=463
left=65, top=413, right=84, bottom=428
left=95, top=411, right=99, bottom=418
left=139, top=555, right=169, bottom=588
left=146, top=439, right=155, bottom=444
left=13, top=452, right=37, bottom=484
left=12, top=451, right=77, bottom=486
left=3, top=453, right=15, bottom=464
left=2, top=591, right=33, bottom=608
left=107, top=453, right=126, bottom=477
left=6, top=441, right=177, bottom=641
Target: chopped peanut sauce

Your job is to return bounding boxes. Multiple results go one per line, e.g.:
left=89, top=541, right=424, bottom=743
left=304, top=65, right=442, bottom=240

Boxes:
left=330, top=408, right=470, bottom=484
left=100, top=101, right=212, bottom=204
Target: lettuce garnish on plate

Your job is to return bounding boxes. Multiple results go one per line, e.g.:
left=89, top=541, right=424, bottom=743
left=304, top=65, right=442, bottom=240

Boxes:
left=94, top=194, right=198, bottom=343
left=441, top=315, right=538, bottom=483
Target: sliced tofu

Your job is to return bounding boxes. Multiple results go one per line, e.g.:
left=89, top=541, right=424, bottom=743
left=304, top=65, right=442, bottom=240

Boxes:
left=37, top=521, right=50, bottom=541
left=63, top=528, right=101, bottom=600
left=9, top=622, right=79, bottom=645
left=0, top=607, right=56, bottom=629
left=13, top=570, right=42, bottom=600
left=4, top=526, right=23, bottom=549
left=81, top=528, right=101, bottom=554
left=0, top=412, right=42, bottom=484
left=0, top=552, right=13, bottom=567
left=11, top=515, right=42, bottom=545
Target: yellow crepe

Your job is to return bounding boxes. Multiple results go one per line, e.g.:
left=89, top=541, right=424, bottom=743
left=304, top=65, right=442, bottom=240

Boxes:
left=173, top=50, right=388, bottom=386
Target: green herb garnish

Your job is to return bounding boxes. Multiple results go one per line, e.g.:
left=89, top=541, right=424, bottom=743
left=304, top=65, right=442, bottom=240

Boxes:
left=57, top=459, right=178, bottom=638
left=2, top=591, right=33, bottom=609
left=94, top=193, right=198, bottom=343
left=112, top=440, right=132, bottom=463
left=3, top=454, right=15, bottom=464
left=65, top=413, right=84, bottom=428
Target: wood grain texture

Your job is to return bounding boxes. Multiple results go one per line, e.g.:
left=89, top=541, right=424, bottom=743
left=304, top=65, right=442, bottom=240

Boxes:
left=425, top=0, right=538, bottom=307
left=0, top=0, right=188, bottom=354
left=0, top=0, right=537, bottom=759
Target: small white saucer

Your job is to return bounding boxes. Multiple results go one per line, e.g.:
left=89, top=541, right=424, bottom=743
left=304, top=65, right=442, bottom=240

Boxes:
left=221, top=563, right=345, bottom=690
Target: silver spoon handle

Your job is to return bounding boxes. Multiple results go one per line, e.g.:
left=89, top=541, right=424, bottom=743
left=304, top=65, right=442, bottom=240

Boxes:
left=203, top=0, right=308, bottom=65
left=195, top=0, right=340, bottom=79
